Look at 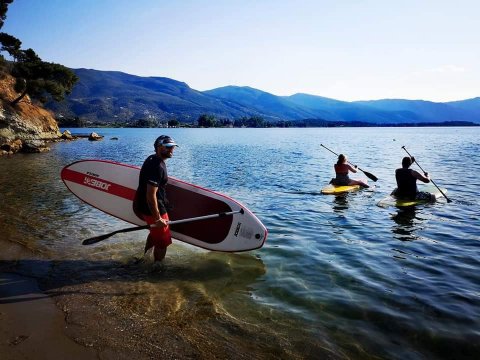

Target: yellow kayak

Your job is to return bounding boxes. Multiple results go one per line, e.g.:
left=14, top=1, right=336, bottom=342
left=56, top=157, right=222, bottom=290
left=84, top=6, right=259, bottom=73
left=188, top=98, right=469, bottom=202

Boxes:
left=321, top=184, right=361, bottom=195
left=377, top=185, right=447, bottom=208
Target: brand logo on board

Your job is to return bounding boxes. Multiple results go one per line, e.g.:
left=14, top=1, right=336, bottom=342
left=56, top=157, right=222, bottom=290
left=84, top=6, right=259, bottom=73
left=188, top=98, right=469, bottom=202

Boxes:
left=234, top=222, right=242, bottom=237
left=83, top=176, right=111, bottom=191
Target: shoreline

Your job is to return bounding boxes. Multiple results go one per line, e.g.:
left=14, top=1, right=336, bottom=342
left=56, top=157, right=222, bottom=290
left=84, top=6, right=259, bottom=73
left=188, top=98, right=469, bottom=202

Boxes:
left=0, top=248, right=320, bottom=360
left=0, top=271, right=97, bottom=359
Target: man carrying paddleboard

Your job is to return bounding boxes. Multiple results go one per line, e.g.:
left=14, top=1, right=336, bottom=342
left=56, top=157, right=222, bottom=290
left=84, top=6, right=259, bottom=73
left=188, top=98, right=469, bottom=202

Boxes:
left=134, top=135, right=179, bottom=262
left=393, top=156, right=434, bottom=201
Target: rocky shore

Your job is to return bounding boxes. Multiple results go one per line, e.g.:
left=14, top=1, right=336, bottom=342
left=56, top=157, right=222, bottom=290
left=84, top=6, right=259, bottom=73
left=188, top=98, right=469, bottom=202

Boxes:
left=0, top=74, right=75, bottom=155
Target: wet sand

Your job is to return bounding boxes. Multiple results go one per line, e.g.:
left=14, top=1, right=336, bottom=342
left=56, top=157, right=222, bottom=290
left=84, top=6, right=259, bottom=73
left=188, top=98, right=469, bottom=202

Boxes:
left=0, top=268, right=197, bottom=360
left=0, top=237, right=203, bottom=359
left=0, top=239, right=331, bottom=360
left=0, top=272, right=97, bottom=359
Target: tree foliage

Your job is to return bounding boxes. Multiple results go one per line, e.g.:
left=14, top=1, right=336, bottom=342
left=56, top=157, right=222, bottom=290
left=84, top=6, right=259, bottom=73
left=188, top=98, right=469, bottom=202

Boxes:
left=234, top=116, right=266, bottom=128
left=0, top=32, right=21, bottom=60
left=10, top=49, right=78, bottom=105
left=0, top=1, right=78, bottom=106
left=0, top=0, right=13, bottom=30
left=132, top=118, right=158, bottom=128
left=197, top=114, right=217, bottom=127
left=168, top=119, right=179, bottom=127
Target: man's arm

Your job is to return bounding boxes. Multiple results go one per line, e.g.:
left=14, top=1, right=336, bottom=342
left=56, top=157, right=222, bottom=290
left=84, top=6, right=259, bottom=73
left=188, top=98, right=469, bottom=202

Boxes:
left=412, top=170, right=430, bottom=183
left=146, top=184, right=168, bottom=227
left=347, top=164, right=358, bottom=173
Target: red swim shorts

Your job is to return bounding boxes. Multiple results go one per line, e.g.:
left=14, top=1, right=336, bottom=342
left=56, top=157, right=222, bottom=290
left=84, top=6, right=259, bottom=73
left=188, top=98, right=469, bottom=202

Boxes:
left=143, top=213, right=172, bottom=248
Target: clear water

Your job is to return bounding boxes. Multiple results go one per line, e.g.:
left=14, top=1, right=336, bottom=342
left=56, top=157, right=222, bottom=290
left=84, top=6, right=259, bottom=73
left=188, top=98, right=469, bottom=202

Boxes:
left=1, top=127, right=479, bottom=358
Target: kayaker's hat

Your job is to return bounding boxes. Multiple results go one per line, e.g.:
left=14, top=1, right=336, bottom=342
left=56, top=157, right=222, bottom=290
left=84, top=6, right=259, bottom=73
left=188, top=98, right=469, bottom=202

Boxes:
left=154, top=135, right=178, bottom=148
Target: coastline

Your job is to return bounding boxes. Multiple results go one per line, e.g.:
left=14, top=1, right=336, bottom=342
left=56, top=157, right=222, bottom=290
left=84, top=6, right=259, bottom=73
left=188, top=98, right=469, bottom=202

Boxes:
left=0, top=237, right=199, bottom=359
left=0, top=272, right=97, bottom=359
left=0, top=242, right=319, bottom=359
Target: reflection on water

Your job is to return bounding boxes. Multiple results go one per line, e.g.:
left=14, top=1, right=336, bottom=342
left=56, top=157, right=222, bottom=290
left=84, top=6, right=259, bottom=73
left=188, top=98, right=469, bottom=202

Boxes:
left=332, top=194, right=350, bottom=213
left=391, top=208, right=420, bottom=241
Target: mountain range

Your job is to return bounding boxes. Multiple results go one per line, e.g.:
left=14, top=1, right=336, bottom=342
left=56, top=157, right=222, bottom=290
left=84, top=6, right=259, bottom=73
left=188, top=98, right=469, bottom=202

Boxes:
left=46, top=68, right=480, bottom=125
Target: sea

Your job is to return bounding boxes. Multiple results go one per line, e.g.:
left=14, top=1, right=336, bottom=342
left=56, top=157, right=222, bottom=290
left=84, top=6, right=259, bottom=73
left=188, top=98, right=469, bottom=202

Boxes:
left=0, top=127, right=479, bottom=359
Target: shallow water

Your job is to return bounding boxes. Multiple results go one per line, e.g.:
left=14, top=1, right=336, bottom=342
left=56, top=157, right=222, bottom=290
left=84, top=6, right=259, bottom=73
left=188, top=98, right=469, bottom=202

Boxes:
left=1, top=127, right=479, bottom=358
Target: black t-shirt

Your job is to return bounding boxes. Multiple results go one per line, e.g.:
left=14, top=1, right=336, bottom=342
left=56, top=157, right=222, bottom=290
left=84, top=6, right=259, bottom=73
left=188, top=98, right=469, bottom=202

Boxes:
left=395, top=168, right=417, bottom=198
left=134, top=154, right=169, bottom=216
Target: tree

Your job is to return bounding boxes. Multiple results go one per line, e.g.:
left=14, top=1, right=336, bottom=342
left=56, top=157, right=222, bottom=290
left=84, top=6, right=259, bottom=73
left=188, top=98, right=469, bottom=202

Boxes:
left=245, top=116, right=265, bottom=128
left=219, top=118, right=233, bottom=127
left=168, top=119, right=179, bottom=127
left=197, top=114, right=217, bottom=127
left=0, top=0, right=14, bottom=30
left=233, top=117, right=247, bottom=127
left=0, top=1, right=79, bottom=106
left=9, top=48, right=78, bottom=105
left=0, top=32, right=21, bottom=60
left=133, top=118, right=158, bottom=128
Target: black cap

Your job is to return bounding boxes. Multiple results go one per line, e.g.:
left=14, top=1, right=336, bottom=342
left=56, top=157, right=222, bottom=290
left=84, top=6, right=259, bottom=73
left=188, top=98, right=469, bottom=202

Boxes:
left=154, top=135, right=178, bottom=148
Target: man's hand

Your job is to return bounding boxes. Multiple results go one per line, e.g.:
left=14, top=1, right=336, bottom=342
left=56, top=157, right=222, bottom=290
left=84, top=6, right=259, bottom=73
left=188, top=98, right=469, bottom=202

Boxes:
left=154, top=217, right=169, bottom=228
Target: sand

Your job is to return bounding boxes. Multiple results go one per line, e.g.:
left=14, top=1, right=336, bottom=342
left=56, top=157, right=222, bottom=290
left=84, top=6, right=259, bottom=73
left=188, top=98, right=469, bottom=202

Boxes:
left=0, top=242, right=321, bottom=359
left=0, top=272, right=97, bottom=359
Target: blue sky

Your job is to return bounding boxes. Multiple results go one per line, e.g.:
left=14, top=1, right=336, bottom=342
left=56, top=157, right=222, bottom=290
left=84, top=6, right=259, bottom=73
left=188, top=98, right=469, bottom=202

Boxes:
left=3, top=0, right=478, bottom=101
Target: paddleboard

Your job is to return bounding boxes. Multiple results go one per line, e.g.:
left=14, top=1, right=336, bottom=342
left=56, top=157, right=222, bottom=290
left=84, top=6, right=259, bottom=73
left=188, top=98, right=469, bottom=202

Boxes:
left=61, top=160, right=267, bottom=252
left=321, top=184, right=361, bottom=195
left=377, top=185, right=447, bottom=208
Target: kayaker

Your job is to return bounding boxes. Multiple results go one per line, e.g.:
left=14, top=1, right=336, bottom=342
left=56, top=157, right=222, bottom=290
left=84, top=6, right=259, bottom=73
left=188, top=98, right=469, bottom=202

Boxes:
left=331, top=154, right=369, bottom=187
left=393, top=156, right=434, bottom=200
left=133, top=135, right=178, bottom=262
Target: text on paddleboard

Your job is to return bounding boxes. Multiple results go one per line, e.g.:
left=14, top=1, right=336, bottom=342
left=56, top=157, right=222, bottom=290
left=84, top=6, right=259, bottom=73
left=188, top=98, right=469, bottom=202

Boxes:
left=83, top=176, right=111, bottom=191
left=234, top=222, right=256, bottom=240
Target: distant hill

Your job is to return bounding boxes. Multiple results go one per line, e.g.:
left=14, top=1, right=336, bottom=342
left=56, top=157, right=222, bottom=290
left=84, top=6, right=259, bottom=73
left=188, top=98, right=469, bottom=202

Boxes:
left=203, top=86, right=320, bottom=120
left=353, top=99, right=478, bottom=123
left=46, top=68, right=480, bottom=125
left=47, top=69, right=261, bottom=123
left=285, top=93, right=415, bottom=124
left=445, top=97, right=480, bottom=120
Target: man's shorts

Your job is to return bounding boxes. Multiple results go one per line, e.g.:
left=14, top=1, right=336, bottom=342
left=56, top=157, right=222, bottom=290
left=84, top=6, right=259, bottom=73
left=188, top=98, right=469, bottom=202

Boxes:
left=416, top=191, right=434, bottom=201
left=143, top=213, right=172, bottom=248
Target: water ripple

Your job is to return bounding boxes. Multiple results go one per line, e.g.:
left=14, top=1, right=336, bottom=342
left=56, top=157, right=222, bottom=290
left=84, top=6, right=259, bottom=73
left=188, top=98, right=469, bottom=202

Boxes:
left=1, top=127, right=479, bottom=359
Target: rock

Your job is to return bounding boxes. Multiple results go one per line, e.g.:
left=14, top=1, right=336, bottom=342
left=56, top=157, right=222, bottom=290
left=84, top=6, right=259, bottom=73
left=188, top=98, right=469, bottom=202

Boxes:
left=61, top=130, right=74, bottom=140
left=1, top=74, right=61, bottom=154
left=21, top=140, right=50, bottom=153
left=0, top=139, right=22, bottom=153
left=88, top=132, right=103, bottom=141
left=110, top=137, right=119, bottom=140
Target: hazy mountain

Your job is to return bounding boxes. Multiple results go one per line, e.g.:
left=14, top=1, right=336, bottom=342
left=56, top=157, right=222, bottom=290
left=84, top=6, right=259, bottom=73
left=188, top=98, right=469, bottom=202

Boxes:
left=203, top=89, right=414, bottom=124
left=353, top=99, right=476, bottom=123
left=47, top=69, right=260, bottom=123
left=445, top=97, right=480, bottom=120
left=203, top=86, right=318, bottom=120
left=46, top=68, right=480, bottom=125
left=285, top=93, right=416, bottom=123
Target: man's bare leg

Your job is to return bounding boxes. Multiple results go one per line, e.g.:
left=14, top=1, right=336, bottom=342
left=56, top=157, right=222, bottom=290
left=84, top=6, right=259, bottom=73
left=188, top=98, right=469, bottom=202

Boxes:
left=153, top=246, right=167, bottom=262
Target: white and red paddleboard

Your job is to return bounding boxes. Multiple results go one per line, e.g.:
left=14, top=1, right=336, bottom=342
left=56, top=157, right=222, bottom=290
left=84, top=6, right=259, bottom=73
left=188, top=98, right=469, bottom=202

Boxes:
left=61, top=160, right=267, bottom=252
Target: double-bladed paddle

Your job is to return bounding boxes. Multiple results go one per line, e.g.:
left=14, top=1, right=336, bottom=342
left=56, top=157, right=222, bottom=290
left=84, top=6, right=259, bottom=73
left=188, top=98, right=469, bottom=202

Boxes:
left=401, top=146, right=452, bottom=203
left=82, top=209, right=244, bottom=245
left=320, top=144, right=378, bottom=182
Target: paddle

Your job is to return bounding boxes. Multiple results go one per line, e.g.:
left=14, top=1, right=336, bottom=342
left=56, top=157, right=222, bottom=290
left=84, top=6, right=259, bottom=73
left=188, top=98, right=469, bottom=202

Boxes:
left=320, top=144, right=378, bottom=182
left=401, top=146, right=451, bottom=203
left=82, top=209, right=244, bottom=245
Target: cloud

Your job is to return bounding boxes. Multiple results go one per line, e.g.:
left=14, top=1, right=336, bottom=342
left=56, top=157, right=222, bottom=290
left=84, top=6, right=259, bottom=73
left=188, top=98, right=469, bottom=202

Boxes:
left=427, top=65, right=466, bottom=73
